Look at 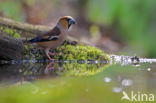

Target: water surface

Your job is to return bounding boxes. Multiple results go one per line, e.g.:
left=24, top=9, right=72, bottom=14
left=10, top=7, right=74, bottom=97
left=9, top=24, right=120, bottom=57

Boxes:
left=0, top=56, right=156, bottom=103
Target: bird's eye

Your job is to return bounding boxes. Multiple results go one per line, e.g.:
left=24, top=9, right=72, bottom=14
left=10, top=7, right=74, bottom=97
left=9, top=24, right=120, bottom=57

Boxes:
left=66, top=18, right=71, bottom=22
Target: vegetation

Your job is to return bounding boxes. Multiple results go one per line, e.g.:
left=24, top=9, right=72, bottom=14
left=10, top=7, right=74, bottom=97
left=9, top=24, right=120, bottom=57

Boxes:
left=24, top=43, right=109, bottom=61
left=0, top=0, right=156, bottom=56
left=23, top=42, right=110, bottom=76
left=0, top=0, right=155, bottom=103
left=87, top=0, right=156, bottom=57
left=0, top=26, right=21, bottom=38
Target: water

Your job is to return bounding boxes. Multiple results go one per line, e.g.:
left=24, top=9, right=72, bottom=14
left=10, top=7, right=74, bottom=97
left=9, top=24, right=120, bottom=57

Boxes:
left=0, top=55, right=156, bottom=103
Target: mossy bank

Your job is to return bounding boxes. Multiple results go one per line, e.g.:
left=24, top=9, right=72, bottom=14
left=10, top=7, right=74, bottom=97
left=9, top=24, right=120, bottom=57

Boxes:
left=24, top=41, right=110, bottom=62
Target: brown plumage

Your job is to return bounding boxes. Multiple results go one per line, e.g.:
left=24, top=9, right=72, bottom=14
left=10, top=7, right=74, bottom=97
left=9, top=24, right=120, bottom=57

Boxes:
left=28, top=16, right=76, bottom=60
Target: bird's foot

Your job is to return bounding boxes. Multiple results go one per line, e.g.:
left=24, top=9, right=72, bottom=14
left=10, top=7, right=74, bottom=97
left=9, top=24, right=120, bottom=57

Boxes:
left=49, top=58, right=55, bottom=61
left=47, top=56, right=55, bottom=61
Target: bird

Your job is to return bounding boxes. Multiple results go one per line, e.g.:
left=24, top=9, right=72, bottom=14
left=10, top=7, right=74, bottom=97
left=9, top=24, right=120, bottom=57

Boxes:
left=27, top=16, right=76, bottom=60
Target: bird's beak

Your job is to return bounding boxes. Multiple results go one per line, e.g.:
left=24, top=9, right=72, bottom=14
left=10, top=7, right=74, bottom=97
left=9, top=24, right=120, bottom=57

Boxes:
left=69, top=19, right=76, bottom=25
left=68, top=19, right=76, bottom=29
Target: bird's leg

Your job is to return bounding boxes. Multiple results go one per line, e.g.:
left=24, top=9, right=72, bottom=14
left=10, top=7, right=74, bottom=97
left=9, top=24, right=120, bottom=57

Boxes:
left=48, top=49, right=56, bottom=56
left=47, top=62, right=54, bottom=68
left=48, top=52, right=56, bottom=56
left=45, top=62, right=54, bottom=74
left=45, top=49, right=54, bottom=60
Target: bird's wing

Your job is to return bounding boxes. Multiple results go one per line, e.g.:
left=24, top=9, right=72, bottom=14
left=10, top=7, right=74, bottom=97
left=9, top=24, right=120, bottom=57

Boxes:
left=28, top=26, right=61, bottom=43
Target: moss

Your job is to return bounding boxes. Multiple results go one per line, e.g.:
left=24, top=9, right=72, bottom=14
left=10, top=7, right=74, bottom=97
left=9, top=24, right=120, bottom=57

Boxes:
left=55, top=44, right=109, bottom=61
left=22, top=43, right=110, bottom=76
left=0, top=26, right=21, bottom=38
left=24, top=43, right=110, bottom=62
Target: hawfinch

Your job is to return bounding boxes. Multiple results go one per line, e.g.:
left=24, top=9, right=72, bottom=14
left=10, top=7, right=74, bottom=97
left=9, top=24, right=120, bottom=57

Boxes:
left=28, top=16, right=76, bottom=60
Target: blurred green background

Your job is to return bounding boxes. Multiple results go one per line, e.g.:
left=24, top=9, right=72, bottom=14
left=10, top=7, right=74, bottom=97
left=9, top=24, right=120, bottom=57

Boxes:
left=0, top=0, right=156, bottom=57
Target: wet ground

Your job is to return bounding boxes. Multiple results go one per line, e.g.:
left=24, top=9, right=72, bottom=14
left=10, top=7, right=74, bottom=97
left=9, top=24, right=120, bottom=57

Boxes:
left=0, top=55, right=156, bottom=103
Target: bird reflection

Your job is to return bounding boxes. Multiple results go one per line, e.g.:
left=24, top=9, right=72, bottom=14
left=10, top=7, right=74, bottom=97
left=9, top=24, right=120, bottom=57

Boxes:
left=0, top=60, right=109, bottom=86
left=44, top=62, right=55, bottom=74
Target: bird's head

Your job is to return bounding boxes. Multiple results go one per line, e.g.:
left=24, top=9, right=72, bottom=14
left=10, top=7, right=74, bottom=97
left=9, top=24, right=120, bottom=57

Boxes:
left=57, top=16, right=76, bottom=30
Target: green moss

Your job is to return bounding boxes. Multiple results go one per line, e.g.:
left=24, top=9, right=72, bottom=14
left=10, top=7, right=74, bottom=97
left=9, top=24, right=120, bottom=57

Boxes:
left=24, top=43, right=110, bottom=61
left=0, top=26, right=21, bottom=38
left=55, top=44, right=109, bottom=61
left=23, top=43, right=110, bottom=76
left=13, top=33, right=21, bottom=38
